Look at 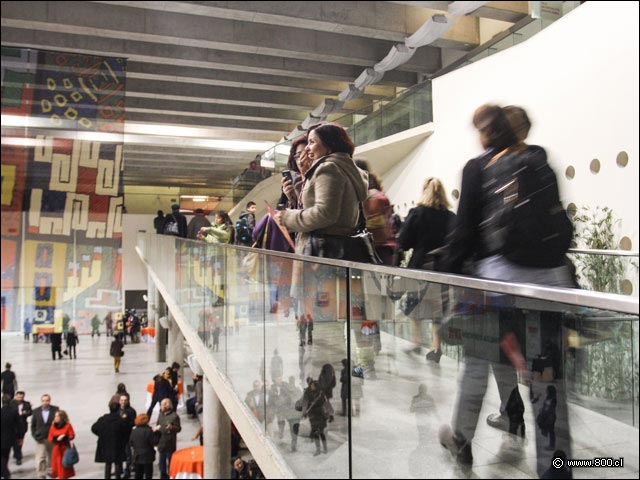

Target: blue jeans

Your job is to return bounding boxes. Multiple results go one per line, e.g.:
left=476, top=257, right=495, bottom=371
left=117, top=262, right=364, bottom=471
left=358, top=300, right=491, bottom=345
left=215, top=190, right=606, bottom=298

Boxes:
left=158, top=451, right=172, bottom=479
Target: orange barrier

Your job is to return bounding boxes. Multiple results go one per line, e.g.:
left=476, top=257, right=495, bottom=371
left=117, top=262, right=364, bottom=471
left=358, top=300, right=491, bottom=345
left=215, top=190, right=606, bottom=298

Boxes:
left=141, top=327, right=156, bottom=338
left=169, top=445, right=203, bottom=479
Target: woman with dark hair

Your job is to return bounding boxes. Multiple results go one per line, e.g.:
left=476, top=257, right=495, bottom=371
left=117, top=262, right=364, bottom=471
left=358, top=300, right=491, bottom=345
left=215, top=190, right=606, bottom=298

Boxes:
left=280, top=135, right=309, bottom=209
left=275, top=123, right=368, bottom=261
left=301, top=380, right=332, bottom=456
left=199, top=210, right=235, bottom=244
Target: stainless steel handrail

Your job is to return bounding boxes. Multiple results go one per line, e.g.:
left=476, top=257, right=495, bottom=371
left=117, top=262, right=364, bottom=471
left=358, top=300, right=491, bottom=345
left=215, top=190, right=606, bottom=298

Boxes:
left=568, top=248, right=639, bottom=257
left=143, top=234, right=639, bottom=316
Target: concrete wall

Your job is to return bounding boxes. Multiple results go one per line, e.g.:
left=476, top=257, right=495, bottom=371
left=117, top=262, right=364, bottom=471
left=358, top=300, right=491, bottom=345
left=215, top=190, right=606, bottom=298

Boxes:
left=384, top=1, right=639, bottom=251
left=122, top=214, right=153, bottom=292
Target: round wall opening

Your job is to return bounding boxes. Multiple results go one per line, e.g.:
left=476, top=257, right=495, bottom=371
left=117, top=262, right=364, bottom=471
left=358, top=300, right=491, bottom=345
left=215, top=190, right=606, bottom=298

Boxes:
left=616, top=151, right=629, bottom=168
left=590, top=159, right=601, bottom=174
left=565, top=166, right=575, bottom=179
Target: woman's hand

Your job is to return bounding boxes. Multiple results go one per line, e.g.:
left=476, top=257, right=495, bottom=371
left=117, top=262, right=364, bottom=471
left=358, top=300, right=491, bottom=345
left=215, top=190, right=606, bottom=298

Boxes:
left=57, top=434, right=66, bottom=441
left=298, top=151, right=312, bottom=175
left=281, top=176, right=295, bottom=202
left=274, top=210, right=285, bottom=226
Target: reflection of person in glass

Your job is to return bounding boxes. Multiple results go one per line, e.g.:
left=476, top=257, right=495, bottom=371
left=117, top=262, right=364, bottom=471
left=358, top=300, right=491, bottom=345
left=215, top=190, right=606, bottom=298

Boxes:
left=301, top=380, right=332, bottom=456
left=536, top=385, right=557, bottom=450
left=410, top=383, right=434, bottom=444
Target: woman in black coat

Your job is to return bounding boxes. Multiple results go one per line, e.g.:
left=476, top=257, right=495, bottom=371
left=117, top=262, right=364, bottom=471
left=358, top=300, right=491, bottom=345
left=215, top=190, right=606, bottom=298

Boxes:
left=302, top=380, right=332, bottom=456
left=129, top=414, right=158, bottom=479
left=317, top=363, right=336, bottom=400
left=91, top=402, right=128, bottom=479
left=398, top=177, right=456, bottom=363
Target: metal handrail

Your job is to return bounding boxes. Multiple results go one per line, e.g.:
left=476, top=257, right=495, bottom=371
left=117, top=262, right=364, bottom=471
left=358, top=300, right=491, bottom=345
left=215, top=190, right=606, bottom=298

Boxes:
left=568, top=248, right=639, bottom=257
left=143, top=234, right=639, bottom=316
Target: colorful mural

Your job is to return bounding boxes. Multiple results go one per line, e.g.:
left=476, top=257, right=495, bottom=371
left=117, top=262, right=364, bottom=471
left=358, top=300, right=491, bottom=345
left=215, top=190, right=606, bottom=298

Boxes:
left=1, top=47, right=126, bottom=332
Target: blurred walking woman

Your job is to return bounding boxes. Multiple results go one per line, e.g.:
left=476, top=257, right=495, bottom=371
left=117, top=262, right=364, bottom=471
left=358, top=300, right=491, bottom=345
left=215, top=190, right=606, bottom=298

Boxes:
left=48, top=410, right=76, bottom=479
left=398, top=177, right=456, bottom=361
left=276, top=123, right=368, bottom=260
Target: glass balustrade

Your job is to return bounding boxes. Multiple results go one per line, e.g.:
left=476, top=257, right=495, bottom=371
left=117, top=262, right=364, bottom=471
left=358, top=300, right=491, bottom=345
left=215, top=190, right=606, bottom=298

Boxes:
left=137, top=233, right=639, bottom=479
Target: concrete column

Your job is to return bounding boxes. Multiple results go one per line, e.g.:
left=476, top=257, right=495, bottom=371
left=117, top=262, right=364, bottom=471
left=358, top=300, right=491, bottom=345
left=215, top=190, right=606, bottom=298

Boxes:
left=203, top=376, right=231, bottom=479
left=167, top=313, right=184, bottom=375
left=147, top=275, right=157, bottom=329
left=155, top=295, right=167, bottom=363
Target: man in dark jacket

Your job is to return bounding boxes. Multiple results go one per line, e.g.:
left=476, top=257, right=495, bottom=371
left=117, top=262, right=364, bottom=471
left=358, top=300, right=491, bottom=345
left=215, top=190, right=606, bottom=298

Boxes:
left=155, top=398, right=181, bottom=480
left=119, top=395, right=137, bottom=479
left=50, top=333, right=63, bottom=360
left=9, top=391, right=32, bottom=465
left=161, top=204, right=188, bottom=238
left=187, top=208, right=211, bottom=240
left=92, top=401, right=128, bottom=480
left=1, top=395, right=20, bottom=480
left=31, top=393, right=58, bottom=479
left=153, top=210, right=164, bottom=234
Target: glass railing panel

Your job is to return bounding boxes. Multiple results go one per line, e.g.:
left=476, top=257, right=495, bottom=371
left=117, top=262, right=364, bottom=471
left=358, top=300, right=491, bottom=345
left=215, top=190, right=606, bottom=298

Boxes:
left=248, top=253, right=349, bottom=477
left=219, top=246, right=267, bottom=432
left=349, top=266, right=638, bottom=478
left=567, top=251, right=638, bottom=297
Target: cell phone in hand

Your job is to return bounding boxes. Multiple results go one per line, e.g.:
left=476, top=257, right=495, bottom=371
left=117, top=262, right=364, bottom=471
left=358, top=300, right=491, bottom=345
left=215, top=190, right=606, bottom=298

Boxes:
left=281, top=170, right=293, bottom=183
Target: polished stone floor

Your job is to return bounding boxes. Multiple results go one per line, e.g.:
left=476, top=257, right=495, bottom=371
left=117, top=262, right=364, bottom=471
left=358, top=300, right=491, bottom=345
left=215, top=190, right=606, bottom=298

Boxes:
left=0, top=332, right=201, bottom=480
left=2, top=320, right=638, bottom=479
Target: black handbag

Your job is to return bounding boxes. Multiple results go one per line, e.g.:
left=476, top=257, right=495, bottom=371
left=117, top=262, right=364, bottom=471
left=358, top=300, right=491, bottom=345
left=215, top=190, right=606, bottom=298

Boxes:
left=306, top=203, right=382, bottom=264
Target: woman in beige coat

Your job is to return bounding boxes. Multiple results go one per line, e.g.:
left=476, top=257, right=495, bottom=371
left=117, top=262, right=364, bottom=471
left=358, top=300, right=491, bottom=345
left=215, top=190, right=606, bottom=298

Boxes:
left=275, top=123, right=368, bottom=349
left=276, top=123, right=368, bottom=257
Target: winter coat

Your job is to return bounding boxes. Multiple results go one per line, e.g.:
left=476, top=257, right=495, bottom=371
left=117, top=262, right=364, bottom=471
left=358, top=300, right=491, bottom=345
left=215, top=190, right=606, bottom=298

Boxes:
left=203, top=223, right=233, bottom=244
left=129, top=425, right=158, bottom=464
left=398, top=205, right=456, bottom=270
left=49, top=421, right=75, bottom=479
left=281, top=152, right=368, bottom=257
left=1, top=404, right=20, bottom=450
left=110, top=339, right=124, bottom=358
left=187, top=214, right=212, bottom=240
left=156, top=409, right=181, bottom=453
left=91, top=411, right=128, bottom=463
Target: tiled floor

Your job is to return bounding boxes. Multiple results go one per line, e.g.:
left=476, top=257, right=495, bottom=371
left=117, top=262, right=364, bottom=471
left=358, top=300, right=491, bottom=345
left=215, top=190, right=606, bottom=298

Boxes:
left=0, top=332, right=201, bottom=480
left=2, top=319, right=638, bottom=479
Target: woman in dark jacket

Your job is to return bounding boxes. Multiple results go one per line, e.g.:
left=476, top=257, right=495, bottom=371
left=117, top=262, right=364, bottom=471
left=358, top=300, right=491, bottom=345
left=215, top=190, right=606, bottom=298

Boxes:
left=318, top=363, right=336, bottom=400
left=146, top=372, right=174, bottom=420
left=129, top=414, right=157, bottom=479
left=280, top=135, right=308, bottom=209
left=301, top=380, right=332, bottom=456
left=398, top=177, right=455, bottom=362
left=65, top=325, right=79, bottom=359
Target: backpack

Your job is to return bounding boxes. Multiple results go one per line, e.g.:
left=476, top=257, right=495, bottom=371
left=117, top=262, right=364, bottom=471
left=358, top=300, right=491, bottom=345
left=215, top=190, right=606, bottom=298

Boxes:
left=235, top=215, right=252, bottom=245
left=163, top=215, right=179, bottom=236
left=482, top=146, right=572, bottom=268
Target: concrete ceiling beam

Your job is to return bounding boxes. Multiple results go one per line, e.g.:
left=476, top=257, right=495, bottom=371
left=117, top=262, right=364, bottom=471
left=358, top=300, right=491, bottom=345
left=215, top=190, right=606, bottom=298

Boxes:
left=1, top=1, right=441, bottom=72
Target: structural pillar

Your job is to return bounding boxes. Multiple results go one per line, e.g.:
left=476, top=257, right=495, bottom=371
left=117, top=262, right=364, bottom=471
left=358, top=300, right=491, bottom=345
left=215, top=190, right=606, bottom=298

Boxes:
left=155, top=295, right=167, bottom=363
left=147, top=274, right=157, bottom=329
left=203, top=376, right=231, bottom=479
left=167, top=313, right=185, bottom=378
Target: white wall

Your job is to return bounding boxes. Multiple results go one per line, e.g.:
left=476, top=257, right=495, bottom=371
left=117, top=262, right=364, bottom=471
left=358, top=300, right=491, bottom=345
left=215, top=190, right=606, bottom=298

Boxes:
left=385, top=1, right=639, bottom=251
left=122, top=214, right=153, bottom=292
